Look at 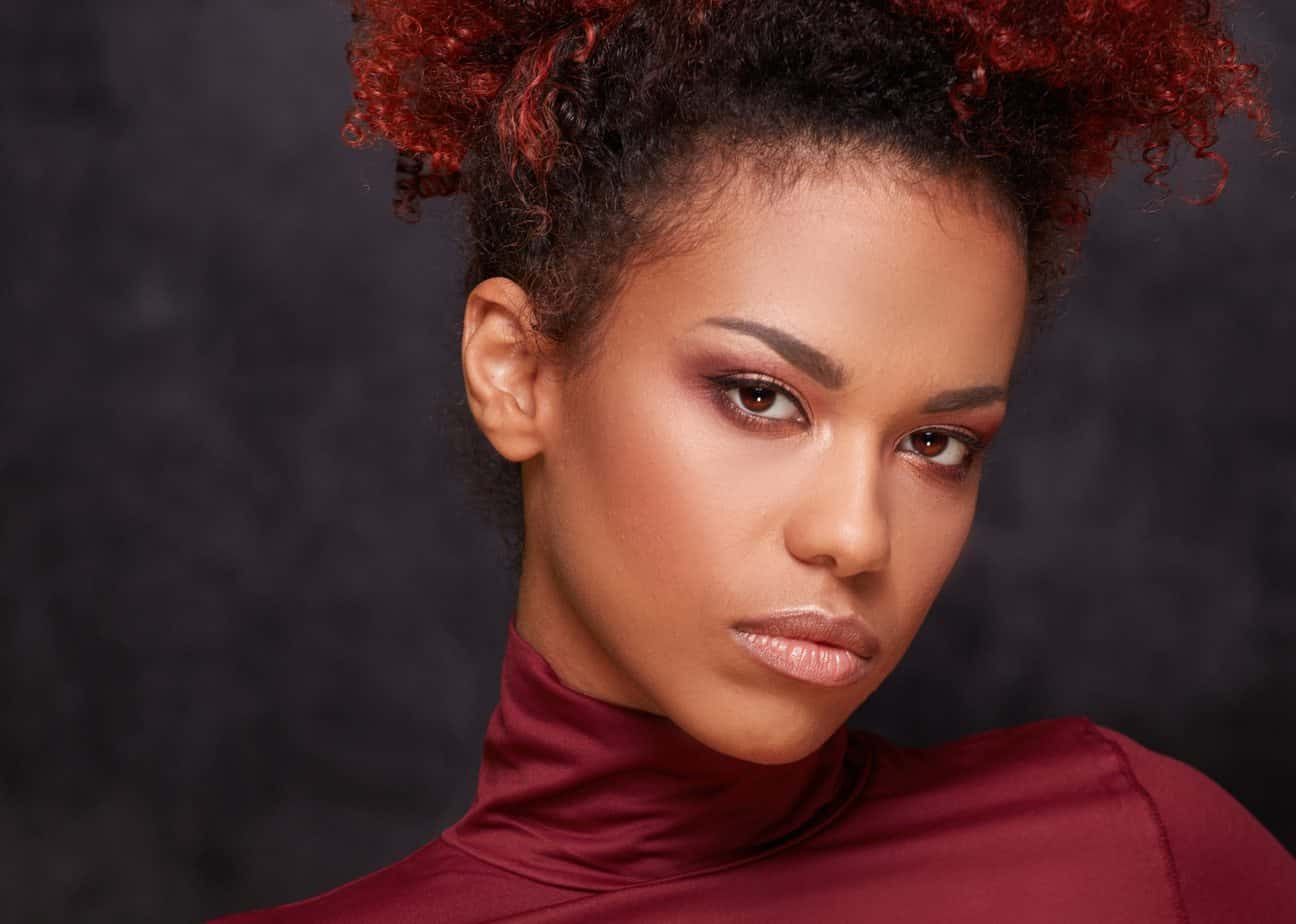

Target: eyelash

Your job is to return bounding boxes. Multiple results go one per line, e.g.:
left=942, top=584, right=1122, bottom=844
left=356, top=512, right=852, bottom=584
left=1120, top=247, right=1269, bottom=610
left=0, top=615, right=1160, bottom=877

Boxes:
left=703, top=372, right=990, bottom=483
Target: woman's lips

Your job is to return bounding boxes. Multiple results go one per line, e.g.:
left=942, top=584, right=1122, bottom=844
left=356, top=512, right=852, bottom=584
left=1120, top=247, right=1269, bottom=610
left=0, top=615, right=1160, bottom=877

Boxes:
left=730, top=609, right=880, bottom=687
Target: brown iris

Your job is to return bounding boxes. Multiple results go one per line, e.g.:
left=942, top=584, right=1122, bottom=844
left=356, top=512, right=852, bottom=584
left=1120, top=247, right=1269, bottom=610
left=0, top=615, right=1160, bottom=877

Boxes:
left=912, top=430, right=949, bottom=457
left=737, top=385, right=778, bottom=413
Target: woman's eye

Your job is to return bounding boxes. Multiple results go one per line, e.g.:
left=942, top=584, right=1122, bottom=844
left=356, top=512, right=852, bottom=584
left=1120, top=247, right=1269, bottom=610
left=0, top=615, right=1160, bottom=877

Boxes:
left=725, top=382, right=802, bottom=421
left=901, top=429, right=974, bottom=467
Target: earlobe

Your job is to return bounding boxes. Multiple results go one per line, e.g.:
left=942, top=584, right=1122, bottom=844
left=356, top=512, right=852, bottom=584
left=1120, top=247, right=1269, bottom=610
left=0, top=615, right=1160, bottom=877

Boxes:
left=461, top=276, right=550, bottom=463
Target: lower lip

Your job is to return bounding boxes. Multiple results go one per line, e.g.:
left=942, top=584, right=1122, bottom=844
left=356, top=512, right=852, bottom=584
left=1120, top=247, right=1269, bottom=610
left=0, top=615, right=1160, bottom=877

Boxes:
left=731, top=629, right=871, bottom=687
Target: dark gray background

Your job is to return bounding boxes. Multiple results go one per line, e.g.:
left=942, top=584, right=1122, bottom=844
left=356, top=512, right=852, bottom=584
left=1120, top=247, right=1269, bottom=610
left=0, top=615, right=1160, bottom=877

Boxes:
left=3, top=1, right=1292, bottom=921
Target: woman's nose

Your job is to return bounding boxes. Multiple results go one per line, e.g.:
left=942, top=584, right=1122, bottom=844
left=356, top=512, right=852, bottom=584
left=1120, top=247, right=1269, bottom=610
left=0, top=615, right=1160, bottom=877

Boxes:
left=783, top=437, right=891, bottom=578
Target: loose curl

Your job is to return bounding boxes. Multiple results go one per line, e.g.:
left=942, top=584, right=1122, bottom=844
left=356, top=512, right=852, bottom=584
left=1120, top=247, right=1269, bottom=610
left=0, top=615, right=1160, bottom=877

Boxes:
left=341, top=0, right=1273, bottom=569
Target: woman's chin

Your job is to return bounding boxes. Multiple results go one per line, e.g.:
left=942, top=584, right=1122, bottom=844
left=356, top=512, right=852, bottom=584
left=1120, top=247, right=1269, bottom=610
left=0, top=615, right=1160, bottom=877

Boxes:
left=724, top=725, right=841, bottom=765
left=671, top=695, right=849, bottom=766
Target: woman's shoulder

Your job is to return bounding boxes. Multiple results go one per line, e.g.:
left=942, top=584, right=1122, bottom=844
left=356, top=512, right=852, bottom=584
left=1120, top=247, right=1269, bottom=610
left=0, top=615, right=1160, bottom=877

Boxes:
left=1084, top=720, right=1296, bottom=922
left=204, top=835, right=568, bottom=923
left=855, top=716, right=1295, bottom=921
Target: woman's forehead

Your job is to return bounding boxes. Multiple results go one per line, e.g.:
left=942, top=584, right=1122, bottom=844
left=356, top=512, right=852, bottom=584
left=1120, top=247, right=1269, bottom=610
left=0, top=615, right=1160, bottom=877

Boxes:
left=601, top=165, right=1028, bottom=377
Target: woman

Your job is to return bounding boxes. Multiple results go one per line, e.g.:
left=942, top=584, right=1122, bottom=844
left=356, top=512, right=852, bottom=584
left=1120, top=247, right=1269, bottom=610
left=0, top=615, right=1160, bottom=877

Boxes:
left=216, top=0, right=1293, bottom=919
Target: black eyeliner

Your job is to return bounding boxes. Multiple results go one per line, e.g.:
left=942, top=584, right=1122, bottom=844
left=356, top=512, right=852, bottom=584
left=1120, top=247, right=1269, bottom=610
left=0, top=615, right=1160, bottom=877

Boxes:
left=702, top=370, right=992, bottom=484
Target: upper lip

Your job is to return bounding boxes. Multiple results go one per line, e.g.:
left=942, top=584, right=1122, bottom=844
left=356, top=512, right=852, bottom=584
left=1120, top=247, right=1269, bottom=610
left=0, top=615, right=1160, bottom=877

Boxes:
left=732, top=608, right=881, bottom=660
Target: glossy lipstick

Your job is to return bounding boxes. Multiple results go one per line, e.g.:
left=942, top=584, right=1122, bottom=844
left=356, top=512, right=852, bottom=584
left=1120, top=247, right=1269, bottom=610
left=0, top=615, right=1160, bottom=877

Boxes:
left=731, top=609, right=880, bottom=687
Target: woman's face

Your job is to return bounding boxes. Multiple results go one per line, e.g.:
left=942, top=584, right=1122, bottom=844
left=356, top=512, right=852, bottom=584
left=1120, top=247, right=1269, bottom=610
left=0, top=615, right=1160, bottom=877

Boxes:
left=513, top=162, right=1027, bottom=764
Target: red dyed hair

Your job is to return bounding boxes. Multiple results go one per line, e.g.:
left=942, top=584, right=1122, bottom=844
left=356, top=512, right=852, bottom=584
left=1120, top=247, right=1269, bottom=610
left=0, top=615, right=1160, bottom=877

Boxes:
left=343, top=0, right=1271, bottom=221
left=890, top=0, right=1271, bottom=207
left=343, top=0, right=645, bottom=207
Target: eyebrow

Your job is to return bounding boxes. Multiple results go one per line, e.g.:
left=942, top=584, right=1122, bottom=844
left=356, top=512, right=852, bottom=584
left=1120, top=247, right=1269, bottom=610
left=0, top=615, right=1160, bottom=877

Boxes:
left=919, top=384, right=1007, bottom=413
left=702, top=316, right=848, bottom=389
left=700, top=315, right=1007, bottom=412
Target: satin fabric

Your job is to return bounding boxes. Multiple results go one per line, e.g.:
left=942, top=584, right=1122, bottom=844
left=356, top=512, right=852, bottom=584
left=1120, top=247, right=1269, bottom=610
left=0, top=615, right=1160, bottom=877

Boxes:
left=215, top=615, right=1296, bottom=922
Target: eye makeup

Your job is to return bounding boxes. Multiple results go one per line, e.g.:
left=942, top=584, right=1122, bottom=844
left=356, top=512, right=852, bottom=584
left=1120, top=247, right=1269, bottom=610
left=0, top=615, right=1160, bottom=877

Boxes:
left=703, top=371, right=810, bottom=431
left=699, top=369, right=993, bottom=483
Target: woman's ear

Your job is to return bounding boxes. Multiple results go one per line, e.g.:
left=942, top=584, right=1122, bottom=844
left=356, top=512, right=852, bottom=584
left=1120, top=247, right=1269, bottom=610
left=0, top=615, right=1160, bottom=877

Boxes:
left=461, top=276, right=553, bottom=463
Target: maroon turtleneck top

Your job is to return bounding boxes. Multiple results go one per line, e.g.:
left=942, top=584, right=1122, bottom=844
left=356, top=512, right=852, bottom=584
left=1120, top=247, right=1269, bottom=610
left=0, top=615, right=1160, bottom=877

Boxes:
left=215, top=615, right=1295, bottom=922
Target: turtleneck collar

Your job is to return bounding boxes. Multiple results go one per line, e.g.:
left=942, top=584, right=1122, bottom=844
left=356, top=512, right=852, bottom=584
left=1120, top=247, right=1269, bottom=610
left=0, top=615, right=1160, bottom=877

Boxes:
left=440, top=614, right=872, bottom=891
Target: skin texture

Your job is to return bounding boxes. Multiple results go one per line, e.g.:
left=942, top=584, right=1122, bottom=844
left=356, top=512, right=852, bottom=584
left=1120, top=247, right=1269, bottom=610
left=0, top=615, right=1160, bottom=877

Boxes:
left=461, top=159, right=1028, bottom=764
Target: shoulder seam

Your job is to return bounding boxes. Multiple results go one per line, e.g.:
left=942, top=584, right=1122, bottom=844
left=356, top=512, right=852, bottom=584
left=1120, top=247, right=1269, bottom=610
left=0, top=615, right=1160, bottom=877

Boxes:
left=1081, top=720, right=1192, bottom=924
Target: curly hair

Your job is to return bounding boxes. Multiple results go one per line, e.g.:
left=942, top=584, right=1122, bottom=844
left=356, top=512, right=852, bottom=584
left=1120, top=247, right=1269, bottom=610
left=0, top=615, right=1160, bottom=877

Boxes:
left=341, top=0, right=1272, bottom=571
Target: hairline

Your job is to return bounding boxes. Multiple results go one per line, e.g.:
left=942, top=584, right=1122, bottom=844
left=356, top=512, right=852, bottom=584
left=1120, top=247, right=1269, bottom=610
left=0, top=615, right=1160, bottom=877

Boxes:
left=547, top=134, right=1029, bottom=383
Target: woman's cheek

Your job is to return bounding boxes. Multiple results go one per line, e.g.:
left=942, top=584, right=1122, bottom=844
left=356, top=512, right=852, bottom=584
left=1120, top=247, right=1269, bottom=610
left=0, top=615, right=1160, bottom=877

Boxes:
left=566, top=373, right=718, bottom=573
left=892, top=478, right=979, bottom=615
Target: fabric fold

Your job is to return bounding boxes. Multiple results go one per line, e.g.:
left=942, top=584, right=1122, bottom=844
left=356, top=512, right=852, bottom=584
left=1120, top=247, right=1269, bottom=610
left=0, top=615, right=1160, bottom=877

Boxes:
left=440, top=614, right=872, bottom=890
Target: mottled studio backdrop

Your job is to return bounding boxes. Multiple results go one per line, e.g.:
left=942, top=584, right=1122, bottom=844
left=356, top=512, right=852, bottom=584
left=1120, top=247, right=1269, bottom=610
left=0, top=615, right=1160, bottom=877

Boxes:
left=3, top=1, right=1294, bottom=921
